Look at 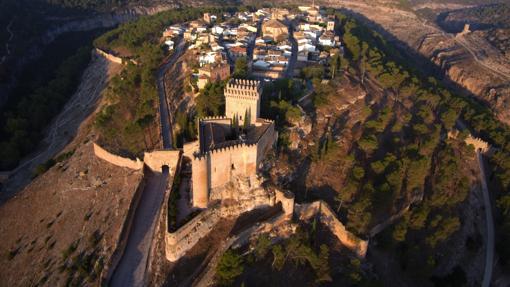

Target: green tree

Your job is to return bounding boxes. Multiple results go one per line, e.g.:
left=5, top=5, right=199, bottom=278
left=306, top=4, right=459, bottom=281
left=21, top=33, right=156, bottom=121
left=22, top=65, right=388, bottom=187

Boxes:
left=233, top=57, right=248, bottom=78
left=271, top=244, right=285, bottom=271
left=216, top=249, right=244, bottom=286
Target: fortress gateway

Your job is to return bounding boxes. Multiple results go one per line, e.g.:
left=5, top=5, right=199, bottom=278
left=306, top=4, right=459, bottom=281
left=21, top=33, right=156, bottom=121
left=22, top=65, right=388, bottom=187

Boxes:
left=184, top=78, right=278, bottom=208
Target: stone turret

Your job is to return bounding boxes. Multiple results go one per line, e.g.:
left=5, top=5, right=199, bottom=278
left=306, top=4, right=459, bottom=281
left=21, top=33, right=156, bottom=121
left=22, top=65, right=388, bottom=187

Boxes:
left=192, top=155, right=209, bottom=208
left=225, top=78, right=262, bottom=125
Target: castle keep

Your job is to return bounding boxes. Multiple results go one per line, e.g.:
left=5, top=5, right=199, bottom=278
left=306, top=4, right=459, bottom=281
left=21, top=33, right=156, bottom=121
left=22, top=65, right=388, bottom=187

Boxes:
left=224, top=79, right=262, bottom=125
left=186, top=78, right=277, bottom=208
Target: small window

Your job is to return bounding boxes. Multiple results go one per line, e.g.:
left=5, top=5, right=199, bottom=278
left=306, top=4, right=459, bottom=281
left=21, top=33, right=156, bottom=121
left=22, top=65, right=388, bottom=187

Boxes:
left=231, top=164, right=235, bottom=170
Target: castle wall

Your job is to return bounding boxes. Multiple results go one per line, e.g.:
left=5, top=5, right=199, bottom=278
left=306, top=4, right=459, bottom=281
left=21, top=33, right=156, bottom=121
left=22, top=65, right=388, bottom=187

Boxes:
left=165, top=208, right=221, bottom=261
left=256, top=120, right=277, bottom=166
left=183, top=140, right=199, bottom=158
left=192, top=155, right=209, bottom=208
left=295, top=201, right=368, bottom=258
left=95, top=48, right=124, bottom=64
left=143, top=150, right=181, bottom=172
left=465, top=135, right=490, bottom=153
left=274, top=189, right=294, bottom=216
left=93, top=143, right=144, bottom=170
left=191, top=120, right=277, bottom=207
left=208, top=144, right=258, bottom=190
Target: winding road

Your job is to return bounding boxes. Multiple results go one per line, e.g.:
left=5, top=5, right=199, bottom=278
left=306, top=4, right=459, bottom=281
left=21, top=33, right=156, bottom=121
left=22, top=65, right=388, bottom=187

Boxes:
left=286, top=24, right=298, bottom=78
left=419, top=20, right=510, bottom=81
left=109, top=38, right=185, bottom=286
left=157, top=36, right=185, bottom=149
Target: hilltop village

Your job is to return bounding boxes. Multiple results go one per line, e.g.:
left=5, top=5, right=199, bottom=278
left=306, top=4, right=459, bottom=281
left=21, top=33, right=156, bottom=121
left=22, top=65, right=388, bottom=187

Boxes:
left=80, top=4, right=496, bottom=284
left=1, top=2, right=504, bottom=287
left=90, top=4, right=368, bottom=282
left=162, top=6, right=341, bottom=84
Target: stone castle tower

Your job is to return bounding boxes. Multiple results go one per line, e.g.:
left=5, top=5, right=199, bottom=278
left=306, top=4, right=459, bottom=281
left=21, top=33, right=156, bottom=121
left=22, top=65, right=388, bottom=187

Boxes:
left=224, top=79, right=262, bottom=126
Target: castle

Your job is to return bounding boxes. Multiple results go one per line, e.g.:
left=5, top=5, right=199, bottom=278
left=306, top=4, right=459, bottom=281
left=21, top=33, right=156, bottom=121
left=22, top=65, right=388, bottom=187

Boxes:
left=184, top=78, right=277, bottom=208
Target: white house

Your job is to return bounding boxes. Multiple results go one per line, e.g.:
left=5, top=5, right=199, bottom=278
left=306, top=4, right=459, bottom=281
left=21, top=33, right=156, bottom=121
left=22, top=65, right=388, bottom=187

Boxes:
left=223, top=28, right=238, bottom=36
left=277, top=42, right=292, bottom=51
left=253, top=60, right=271, bottom=69
left=164, top=39, right=175, bottom=50
left=297, top=50, right=309, bottom=61
left=298, top=42, right=316, bottom=52
left=199, top=51, right=220, bottom=66
left=240, top=23, right=258, bottom=33
left=196, top=26, right=208, bottom=33
left=319, top=36, right=335, bottom=47
left=212, top=26, right=225, bottom=35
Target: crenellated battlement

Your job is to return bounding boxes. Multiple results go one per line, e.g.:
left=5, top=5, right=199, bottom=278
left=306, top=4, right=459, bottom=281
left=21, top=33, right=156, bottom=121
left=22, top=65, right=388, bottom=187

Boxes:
left=199, top=116, right=229, bottom=122
left=226, top=78, right=261, bottom=89
left=193, top=141, right=258, bottom=160
left=225, top=78, right=262, bottom=100
left=259, top=118, right=275, bottom=124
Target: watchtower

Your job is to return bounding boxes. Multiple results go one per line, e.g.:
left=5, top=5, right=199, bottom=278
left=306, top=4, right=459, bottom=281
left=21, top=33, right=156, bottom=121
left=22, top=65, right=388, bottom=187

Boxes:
left=224, top=78, right=262, bottom=126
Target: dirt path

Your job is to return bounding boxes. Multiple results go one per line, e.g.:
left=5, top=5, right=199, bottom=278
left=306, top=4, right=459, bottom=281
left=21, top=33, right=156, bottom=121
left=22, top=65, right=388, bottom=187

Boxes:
left=0, top=53, right=113, bottom=202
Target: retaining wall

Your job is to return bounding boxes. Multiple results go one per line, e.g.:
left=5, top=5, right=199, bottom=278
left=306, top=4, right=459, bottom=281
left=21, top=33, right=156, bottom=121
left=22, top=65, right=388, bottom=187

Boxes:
left=93, top=143, right=144, bottom=170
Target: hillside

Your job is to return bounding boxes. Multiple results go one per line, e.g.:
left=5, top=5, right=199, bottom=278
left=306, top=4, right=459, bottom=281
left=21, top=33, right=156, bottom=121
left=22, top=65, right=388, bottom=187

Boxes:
left=0, top=135, right=144, bottom=286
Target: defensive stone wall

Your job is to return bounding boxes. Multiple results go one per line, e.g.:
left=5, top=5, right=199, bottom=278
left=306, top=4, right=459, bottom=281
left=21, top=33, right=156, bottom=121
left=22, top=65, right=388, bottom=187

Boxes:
left=274, top=189, right=294, bottom=216
left=183, top=140, right=199, bottom=158
left=93, top=143, right=182, bottom=172
left=465, top=135, right=491, bottom=153
left=448, top=129, right=492, bottom=154
left=256, top=120, right=278, bottom=166
left=165, top=207, right=221, bottom=261
left=295, top=200, right=368, bottom=258
left=95, top=48, right=138, bottom=65
left=95, top=48, right=124, bottom=64
left=93, top=143, right=144, bottom=170
left=144, top=150, right=181, bottom=172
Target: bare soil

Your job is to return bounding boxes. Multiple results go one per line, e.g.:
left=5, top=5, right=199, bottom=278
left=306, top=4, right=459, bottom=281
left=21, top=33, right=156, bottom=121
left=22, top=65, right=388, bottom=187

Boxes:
left=0, top=140, right=144, bottom=286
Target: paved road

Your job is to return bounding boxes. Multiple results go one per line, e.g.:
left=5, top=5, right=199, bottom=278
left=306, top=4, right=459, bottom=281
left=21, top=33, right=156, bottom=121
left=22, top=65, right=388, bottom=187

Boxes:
left=419, top=20, right=510, bottom=81
left=477, top=151, right=495, bottom=287
left=157, top=36, right=185, bottom=149
left=286, top=24, right=298, bottom=78
left=110, top=37, right=185, bottom=286
left=110, top=170, right=168, bottom=287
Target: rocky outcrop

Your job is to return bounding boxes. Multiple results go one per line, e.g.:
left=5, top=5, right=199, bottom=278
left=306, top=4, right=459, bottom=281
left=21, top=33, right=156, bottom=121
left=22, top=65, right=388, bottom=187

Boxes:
left=317, top=0, right=510, bottom=125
